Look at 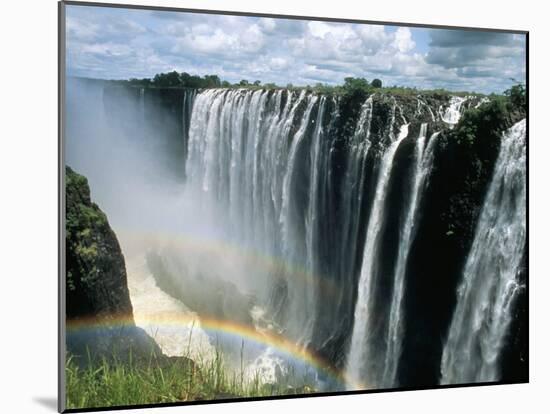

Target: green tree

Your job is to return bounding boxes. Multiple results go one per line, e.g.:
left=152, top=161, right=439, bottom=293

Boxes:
left=371, top=78, right=383, bottom=88
left=152, top=71, right=181, bottom=87
left=504, top=83, right=526, bottom=112
left=203, top=75, right=221, bottom=88
left=343, top=77, right=371, bottom=93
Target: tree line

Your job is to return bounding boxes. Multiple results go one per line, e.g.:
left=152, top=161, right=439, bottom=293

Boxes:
left=116, top=70, right=525, bottom=103
left=116, top=71, right=385, bottom=91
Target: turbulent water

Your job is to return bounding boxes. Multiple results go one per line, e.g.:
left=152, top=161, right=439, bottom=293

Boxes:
left=439, top=96, right=466, bottom=128
left=440, top=119, right=527, bottom=384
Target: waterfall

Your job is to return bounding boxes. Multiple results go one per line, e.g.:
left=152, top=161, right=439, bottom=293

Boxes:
left=71, top=76, right=528, bottom=395
left=439, top=96, right=467, bottom=128
left=181, top=89, right=196, bottom=174
left=345, top=122, right=443, bottom=389
left=279, top=94, right=321, bottom=344
left=304, top=97, right=327, bottom=345
left=345, top=116, right=410, bottom=388
left=440, top=119, right=527, bottom=384
left=416, top=97, right=436, bottom=122
left=181, top=87, right=525, bottom=387
left=182, top=89, right=196, bottom=143
left=338, top=96, right=374, bottom=297
left=475, top=97, right=490, bottom=109
left=382, top=126, right=440, bottom=386
left=184, top=89, right=329, bottom=344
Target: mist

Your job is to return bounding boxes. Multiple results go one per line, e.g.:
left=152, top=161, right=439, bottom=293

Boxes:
left=65, top=79, right=280, bottom=368
left=66, top=77, right=188, bottom=233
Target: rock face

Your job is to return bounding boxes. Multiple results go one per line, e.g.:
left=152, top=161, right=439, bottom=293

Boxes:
left=65, top=166, right=166, bottom=363
left=397, top=104, right=527, bottom=386
left=66, top=166, right=133, bottom=322
left=146, top=248, right=255, bottom=328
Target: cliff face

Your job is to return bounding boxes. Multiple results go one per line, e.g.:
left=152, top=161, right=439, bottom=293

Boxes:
left=146, top=248, right=255, bottom=328
left=397, top=103, right=527, bottom=386
left=65, top=166, right=166, bottom=363
left=66, top=166, right=133, bottom=322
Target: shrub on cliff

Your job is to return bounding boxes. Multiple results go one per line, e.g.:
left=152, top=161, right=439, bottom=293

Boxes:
left=453, top=98, right=508, bottom=147
left=452, top=88, right=525, bottom=149
left=504, top=83, right=526, bottom=112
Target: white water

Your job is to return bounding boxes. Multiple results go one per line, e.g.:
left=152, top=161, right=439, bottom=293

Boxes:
left=338, top=96, right=374, bottom=296
left=381, top=126, right=441, bottom=386
left=475, top=97, right=490, bottom=109
left=185, top=89, right=327, bottom=344
left=440, top=119, right=527, bottom=384
left=439, top=96, right=467, bottom=128
left=346, top=119, right=409, bottom=388
left=121, top=234, right=216, bottom=362
left=416, top=97, right=436, bottom=122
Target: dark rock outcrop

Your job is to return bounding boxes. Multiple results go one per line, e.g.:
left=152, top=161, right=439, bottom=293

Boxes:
left=146, top=248, right=255, bottom=328
left=65, top=166, right=191, bottom=368
left=66, top=166, right=133, bottom=321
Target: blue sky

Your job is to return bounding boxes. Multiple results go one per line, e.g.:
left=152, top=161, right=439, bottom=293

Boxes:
left=66, top=4, right=526, bottom=93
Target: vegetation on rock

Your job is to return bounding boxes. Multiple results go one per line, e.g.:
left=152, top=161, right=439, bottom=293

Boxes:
left=66, top=166, right=133, bottom=321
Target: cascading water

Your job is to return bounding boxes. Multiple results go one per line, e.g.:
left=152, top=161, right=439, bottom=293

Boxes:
left=185, top=89, right=329, bottom=344
left=416, top=98, right=436, bottom=122
left=344, top=121, right=444, bottom=389
left=338, top=96, right=374, bottom=307
left=381, top=125, right=441, bottom=387
left=439, top=96, right=467, bottom=128
left=440, top=119, right=527, bottom=384
left=345, top=107, right=410, bottom=388
left=171, top=88, right=526, bottom=389
left=182, top=89, right=196, bottom=140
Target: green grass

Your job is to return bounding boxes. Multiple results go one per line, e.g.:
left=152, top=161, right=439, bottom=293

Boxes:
left=65, top=345, right=316, bottom=409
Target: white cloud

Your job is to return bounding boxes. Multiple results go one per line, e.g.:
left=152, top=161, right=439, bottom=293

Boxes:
left=66, top=5, right=526, bottom=93
left=183, top=29, right=237, bottom=54
left=66, top=17, right=99, bottom=42
left=357, top=25, right=390, bottom=54
left=308, top=21, right=331, bottom=38
left=270, top=57, right=289, bottom=70
left=260, top=18, right=277, bottom=32
left=393, top=27, right=415, bottom=53
left=81, top=42, right=133, bottom=57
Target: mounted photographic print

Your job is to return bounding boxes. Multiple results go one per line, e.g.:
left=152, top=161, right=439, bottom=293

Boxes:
left=59, top=1, right=528, bottom=412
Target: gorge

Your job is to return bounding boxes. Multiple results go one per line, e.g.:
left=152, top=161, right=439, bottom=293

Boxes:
left=65, top=78, right=527, bottom=395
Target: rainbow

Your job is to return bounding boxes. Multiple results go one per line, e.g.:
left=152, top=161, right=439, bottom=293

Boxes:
left=118, top=230, right=343, bottom=302
left=66, top=312, right=368, bottom=391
